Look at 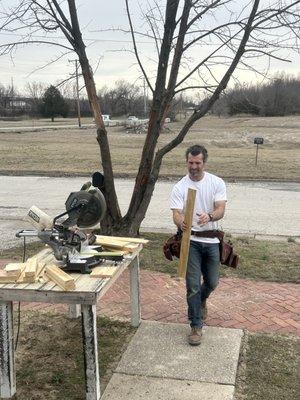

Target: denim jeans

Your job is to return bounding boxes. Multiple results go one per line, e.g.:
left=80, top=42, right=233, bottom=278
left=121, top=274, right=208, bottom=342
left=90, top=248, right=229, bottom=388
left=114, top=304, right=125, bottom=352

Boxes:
left=186, top=240, right=220, bottom=328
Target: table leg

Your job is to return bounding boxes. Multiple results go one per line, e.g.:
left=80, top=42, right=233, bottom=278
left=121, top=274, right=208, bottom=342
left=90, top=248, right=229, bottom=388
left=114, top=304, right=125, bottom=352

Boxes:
left=0, top=301, right=16, bottom=398
left=68, top=304, right=81, bottom=319
left=81, top=304, right=100, bottom=400
left=129, top=255, right=141, bottom=327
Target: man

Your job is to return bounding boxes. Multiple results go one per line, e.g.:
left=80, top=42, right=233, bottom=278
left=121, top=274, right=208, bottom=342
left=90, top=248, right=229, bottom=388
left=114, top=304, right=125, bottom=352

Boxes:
left=170, top=145, right=227, bottom=346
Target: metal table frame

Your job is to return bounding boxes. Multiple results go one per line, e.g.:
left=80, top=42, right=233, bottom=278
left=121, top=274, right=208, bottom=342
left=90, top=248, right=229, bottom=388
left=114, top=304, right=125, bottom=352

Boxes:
left=0, top=250, right=141, bottom=399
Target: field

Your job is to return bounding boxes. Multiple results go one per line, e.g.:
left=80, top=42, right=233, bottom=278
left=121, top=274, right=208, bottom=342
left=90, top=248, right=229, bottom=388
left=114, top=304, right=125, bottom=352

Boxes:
left=0, top=115, right=299, bottom=180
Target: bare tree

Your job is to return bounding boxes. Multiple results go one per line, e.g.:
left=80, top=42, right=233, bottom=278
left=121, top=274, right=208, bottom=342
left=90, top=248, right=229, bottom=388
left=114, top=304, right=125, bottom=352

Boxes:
left=0, top=0, right=299, bottom=235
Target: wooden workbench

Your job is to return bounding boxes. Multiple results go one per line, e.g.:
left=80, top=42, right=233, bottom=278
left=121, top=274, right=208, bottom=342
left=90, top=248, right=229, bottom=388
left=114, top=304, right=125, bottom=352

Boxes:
left=0, top=248, right=142, bottom=399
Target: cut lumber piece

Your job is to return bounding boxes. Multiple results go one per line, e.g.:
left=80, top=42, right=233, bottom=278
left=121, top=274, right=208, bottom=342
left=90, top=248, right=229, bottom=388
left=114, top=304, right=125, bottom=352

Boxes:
left=95, top=235, right=149, bottom=244
left=80, top=251, right=125, bottom=257
left=24, top=256, right=37, bottom=278
left=178, top=188, right=197, bottom=278
left=0, top=270, right=17, bottom=283
left=94, top=237, right=140, bottom=252
left=36, top=253, right=58, bottom=278
left=16, top=268, right=26, bottom=283
left=102, top=245, right=130, bottom=254
left=4, top=263, right=26, bottom=277
left=95, top=241, right=139, bottom=253
left=90, top=266, right=118, bottom=278
left=45, top=265, right=75, bottom=291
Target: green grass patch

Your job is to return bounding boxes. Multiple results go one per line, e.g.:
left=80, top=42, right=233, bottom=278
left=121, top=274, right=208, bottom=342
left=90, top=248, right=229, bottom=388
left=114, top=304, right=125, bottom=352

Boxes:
left=139, top=232, right=299, bottom=283
left=236, top=332, right=300, bottom=400
left=15, top=310, right=136, bottom=400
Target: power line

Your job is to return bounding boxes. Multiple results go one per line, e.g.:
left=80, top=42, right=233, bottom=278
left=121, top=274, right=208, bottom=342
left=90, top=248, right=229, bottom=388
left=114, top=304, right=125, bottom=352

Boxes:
left=0, top=31, right=152, bottom=44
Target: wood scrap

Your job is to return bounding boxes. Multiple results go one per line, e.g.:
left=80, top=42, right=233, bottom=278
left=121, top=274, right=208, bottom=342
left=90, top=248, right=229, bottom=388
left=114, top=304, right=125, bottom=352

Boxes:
left=90, top=266, right=118, bottom=278
left=24, top=256, right=37, bottom=280
left=95, top=235, right=149, bottom=244
left=101, top=245, right=130, bottom=254
left=0, top=269, right=18, bottom=283
left=45, top=265, right=75, bottom=291
left=36, top=252, right=58, bottom=279
left=93, top=237, right=140, bottom=253
left=4, top=263, right=26, bottom=279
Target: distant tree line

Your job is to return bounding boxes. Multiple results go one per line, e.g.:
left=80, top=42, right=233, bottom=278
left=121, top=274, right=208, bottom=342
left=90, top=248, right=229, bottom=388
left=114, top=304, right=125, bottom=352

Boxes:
left=2, top=75, right=300, bottom=121
left=0, top=79, right=193, bottom=121
left=212, top=74, right=300, bottom=117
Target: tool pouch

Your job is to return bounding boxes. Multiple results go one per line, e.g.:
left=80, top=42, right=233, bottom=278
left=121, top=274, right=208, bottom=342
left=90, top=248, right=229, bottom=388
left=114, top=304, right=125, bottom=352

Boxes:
left=163, top=230, right=182, bottom=261
left=219, top=238, right=239, bottom=268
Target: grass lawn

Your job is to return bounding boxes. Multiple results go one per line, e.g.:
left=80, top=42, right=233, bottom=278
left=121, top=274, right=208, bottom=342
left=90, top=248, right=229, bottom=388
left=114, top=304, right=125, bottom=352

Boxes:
left=236, top=332, right=299, bottom=400
left=139, top=232, right=300, bottom=283
left=14, top=310, right=136, bottom=399
left=0, top=115, right=299, bottom=180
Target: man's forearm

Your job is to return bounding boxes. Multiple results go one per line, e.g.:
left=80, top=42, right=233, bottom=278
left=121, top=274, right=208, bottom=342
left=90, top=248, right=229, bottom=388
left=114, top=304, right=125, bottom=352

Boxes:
left=173, top=210, right=184, bottom=229
left=210, top=208, right=224, bottom=221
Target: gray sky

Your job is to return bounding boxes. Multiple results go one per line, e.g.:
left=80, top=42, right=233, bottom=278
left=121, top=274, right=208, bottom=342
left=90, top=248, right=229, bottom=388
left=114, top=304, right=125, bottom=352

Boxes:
left=0, top=0, right=299, bottom=95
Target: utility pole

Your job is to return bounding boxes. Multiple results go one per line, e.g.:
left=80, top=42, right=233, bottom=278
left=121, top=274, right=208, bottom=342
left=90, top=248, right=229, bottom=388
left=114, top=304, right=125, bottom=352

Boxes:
left=69, top=59, right=81, bottom=128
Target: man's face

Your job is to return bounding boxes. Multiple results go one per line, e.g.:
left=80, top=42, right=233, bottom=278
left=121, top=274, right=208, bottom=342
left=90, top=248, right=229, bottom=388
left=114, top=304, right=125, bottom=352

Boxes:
left=187, top=153, right=205, bottom=181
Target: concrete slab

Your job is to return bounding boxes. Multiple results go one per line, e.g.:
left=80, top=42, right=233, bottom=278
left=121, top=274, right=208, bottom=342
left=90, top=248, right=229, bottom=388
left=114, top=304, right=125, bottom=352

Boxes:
left=101, top=374, right=235, bottom=400
left=116, top=321, right=243, bottom=385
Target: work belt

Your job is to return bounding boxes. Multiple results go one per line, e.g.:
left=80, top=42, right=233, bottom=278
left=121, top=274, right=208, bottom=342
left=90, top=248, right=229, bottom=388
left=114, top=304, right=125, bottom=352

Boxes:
left=191, top=230, right=224, bottom=240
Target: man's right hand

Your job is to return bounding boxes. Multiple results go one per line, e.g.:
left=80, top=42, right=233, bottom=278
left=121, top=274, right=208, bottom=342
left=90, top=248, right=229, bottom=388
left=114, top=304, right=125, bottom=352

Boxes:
left=180, top=220, right=188, bottom=231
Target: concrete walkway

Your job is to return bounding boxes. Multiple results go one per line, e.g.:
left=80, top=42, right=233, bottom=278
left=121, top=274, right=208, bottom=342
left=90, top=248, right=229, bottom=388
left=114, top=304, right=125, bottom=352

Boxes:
left=101, top=321, right=243, bottom=400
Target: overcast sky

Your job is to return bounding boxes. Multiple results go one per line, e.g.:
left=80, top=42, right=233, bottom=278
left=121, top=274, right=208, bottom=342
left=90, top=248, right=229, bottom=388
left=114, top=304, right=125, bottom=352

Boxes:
left=0, top=0, right=299, bottom=95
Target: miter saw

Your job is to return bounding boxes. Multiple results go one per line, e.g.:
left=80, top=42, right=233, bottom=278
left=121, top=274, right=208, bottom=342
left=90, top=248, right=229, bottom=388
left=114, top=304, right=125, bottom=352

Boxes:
left=16, top=181, right=118, bottom=273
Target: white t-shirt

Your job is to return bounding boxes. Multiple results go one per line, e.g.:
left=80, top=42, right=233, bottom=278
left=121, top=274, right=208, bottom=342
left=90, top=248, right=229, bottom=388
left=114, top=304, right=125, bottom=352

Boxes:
left=170, top=172, right=227, bottom=243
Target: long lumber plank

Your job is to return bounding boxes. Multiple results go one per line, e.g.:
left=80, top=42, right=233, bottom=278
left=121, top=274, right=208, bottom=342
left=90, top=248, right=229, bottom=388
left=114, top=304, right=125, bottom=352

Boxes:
left=95, top=235, right=149, bottom=244
left=178, top=188, right=197, bottom=278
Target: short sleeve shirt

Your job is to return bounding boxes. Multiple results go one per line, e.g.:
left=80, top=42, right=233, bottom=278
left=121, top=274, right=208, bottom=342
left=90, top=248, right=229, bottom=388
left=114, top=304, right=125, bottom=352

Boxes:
left=170, top=172, right=227, bottom=243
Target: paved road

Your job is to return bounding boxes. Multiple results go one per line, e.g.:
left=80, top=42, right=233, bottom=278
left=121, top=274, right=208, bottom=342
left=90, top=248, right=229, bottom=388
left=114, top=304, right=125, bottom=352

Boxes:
left=0, top=176, right=299, bottom=249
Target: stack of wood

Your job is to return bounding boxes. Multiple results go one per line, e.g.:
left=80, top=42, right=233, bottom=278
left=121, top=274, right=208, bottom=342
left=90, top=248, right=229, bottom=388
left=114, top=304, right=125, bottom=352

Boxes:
left=94, top=235, right=148, bottom=254
left=89, top=235, right=149, bottom=278
left=0, top=248, right=75, bottom=291
left=0, top=235, right=149, bottom=289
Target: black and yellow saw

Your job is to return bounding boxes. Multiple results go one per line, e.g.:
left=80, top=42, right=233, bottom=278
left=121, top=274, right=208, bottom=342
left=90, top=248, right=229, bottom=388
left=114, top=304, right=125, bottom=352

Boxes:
left=16, top=180, right=120, bottom=273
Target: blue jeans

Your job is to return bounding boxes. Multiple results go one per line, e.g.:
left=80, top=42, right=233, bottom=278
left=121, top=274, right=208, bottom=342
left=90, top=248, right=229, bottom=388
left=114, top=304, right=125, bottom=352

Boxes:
left=186, top=241, right=220, bottom=328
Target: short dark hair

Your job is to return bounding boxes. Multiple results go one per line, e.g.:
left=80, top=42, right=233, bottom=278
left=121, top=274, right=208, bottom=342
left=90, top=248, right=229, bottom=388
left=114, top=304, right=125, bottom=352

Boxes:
left=185, top=145, right=208, bottom=162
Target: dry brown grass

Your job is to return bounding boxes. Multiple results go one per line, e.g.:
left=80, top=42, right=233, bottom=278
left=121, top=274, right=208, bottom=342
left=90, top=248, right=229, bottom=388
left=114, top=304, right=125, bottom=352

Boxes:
left=0, top=115, right=299, bottom=180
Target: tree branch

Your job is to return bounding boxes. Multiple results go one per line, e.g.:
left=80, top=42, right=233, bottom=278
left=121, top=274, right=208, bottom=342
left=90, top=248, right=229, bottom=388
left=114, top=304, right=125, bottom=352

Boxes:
left=125, top=0, right=154, bottom=93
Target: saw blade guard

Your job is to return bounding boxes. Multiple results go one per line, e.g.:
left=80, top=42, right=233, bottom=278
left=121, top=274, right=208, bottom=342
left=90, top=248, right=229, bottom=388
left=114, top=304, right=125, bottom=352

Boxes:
left=62, top=188, right=106, bottom=228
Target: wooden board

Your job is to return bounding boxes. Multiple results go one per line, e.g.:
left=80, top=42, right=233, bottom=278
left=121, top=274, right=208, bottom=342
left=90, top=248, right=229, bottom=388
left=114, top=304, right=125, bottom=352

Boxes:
left=95, top=235, right=149, bottom=244
left=4, top=263, right=25, bottom=275
left=0, top=270, right=17, bottom=283
left=178, top=188, right=197, bottom=278
left=24, top=256, right=37, bottom=279
left=90, top=266, right=118, bottom=278
left=94, top=237, right=140, bottom=252
left=45, top=265, right=76, bottom=291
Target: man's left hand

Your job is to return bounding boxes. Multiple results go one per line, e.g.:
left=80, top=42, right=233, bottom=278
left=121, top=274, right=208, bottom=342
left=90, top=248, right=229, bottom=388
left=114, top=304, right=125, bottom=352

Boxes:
left=196, top=212, right=210, bottom=226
